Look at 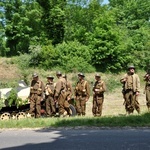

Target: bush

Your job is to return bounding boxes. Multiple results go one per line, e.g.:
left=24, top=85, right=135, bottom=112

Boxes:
left=54, top=41, right=95, bottom=72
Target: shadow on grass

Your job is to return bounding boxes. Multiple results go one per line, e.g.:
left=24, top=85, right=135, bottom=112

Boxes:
left=51, top=112, right=150, bottom=128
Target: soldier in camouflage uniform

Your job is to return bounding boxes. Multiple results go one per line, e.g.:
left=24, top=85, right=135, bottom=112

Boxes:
left=74, top=73, right=90, bottom=116
left=45, top=75, right=56, bottom=117
left=120, top=65, right=140, bottom=114
left=29, top=73, right=45, bottom=118
left=54, top=71, right=67, bottom=117
left=144, top=71, right=150, bottom=111
left=92, top=74, right=106, bottom=117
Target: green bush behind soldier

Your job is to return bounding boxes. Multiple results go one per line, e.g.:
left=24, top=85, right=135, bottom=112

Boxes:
left=120, top=65, right=140, bottom=114
left=92, top=74, right=106, bottom=117
left=74, top=73, right=90, bottom=116
left=54, top=71, right=68, bottom=117
left=28, top=73, right=45, bottom=118
left=143, top=70, right=150, bottom=111
left=45, top=75, right=56, bottom=117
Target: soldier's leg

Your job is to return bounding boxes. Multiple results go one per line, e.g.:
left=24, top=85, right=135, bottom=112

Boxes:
left=58, top=94, right=65, bottom=115
left=81, top=97, right=86, bottom=116
left=134, top=95, right=140, bottom=114
left=75, top=96, right=82, bottom=116
left=128, top=91, right=134, bottom=113
left=124, top=92, right=131, bottom=113
left=36, top=95, right=41, bottom=118
left=45, top=96, right=51, bottom=116
left=92, top=97, right=97, bottom=116
left=97, top=97, right=104, bottom=116
left=146, top=90, right=150, bottom=111
left=64, top=100, right=71, bottom=115
left=29, top=96, right=36, bottom=117
left=50, top=97, right=56, bottom=116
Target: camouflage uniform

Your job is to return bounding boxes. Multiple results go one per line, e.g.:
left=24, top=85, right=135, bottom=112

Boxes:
left=74, top=73, right=90, bottom=116
left=92, top=74, right=106, bottom=117
left=120, top=65, right=140, bottom=114
left=54, top=72, right=67, bottom=116
left=29, top=73, right=44, bottom=118
left=144, top=72, right=150, bottom=110
left=45, top=76, right=56, bottom=117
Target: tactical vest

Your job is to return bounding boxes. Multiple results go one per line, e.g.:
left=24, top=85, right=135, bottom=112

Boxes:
left=45, top=82, right=54, bottom=96
left=93, top=80, right=104, bottom=95
left=30, top=80, right=42, bottom=95
left=75, top=80, right=87, bottom=96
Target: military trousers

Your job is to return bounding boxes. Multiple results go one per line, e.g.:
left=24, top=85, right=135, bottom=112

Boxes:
left=58, top=92, right=67, bottom=115
left=124, top=90, right=140, bottom=114
left=29, top=94, right=41, bottom=118
left=76, top=96, right=86, bottom=116
left=92, top=95, right=104, bottom=117
left=146, top=87, right=150, bottom=109
left=45, top=95, right=56, bottom=116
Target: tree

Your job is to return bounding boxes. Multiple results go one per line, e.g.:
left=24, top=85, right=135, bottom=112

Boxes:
left=37, top=0, right=66, bottom=45
left=2, top=0, right=42, bottom=56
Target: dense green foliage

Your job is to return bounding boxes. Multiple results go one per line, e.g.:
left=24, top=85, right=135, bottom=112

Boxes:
left=0, top=0, right=150, bottom=72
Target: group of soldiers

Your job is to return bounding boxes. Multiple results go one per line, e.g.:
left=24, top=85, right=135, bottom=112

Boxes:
left=28, top=71, right=106, bottom=118
left=28, top=65, right=150, bottom=118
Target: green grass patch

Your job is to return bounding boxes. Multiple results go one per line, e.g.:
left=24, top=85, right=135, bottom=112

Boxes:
left=0, top=113, right=150, bottom=129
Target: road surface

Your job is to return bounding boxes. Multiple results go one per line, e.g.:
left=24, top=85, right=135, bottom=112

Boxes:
left=0, top=127, right=150, bottom=150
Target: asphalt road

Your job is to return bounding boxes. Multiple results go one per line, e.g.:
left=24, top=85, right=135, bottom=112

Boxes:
left=0, top=128, right=150, bottom=150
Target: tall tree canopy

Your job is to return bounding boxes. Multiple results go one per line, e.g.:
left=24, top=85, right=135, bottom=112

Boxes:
left=0, top=0, right=150, bottom=72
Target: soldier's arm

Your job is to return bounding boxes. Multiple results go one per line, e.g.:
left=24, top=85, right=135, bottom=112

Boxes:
left=120, top=74, right=127, bottom=83
left=86, top=81, right=90, bottom=100
left=136, top=74, right=140, bottom=92
left=41, top=81, right=45, bottom=100
left=68, top=82, right=73, bottom=98
left=102, top=81, right=106, bottom=92
left=54, top=80, right=62, bottom=97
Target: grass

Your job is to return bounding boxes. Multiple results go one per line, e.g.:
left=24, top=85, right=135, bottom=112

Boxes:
left=0, top=113, right=150, bottom=129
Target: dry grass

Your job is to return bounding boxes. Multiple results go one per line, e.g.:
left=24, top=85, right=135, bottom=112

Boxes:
left=86, top=88, right=148, bottom=117
left=0, top=57, right=20, bottom=81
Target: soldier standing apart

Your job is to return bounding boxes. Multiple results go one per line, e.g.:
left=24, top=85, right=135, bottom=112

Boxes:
left=54, top=71, right=67, bottom=117
left=92, top=74, right=106, bottom=117
left=45, top=75, right=56, bottom=117
left=74, top=73, right=90, bottom=116
left=29, top=73, right=44, bottom=118
left=143, top=71, right=150, bottom=111
left=120, top=65, right=140, bottom=114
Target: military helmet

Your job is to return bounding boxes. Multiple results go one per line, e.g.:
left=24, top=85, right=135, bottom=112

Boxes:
left=47, top=75, right=54, bottom=79
left=56, top=71, right=62, bottom=75
left=128, top=65, right=135, bottom=70
left=32, top=73, right=38, bottom=78
left=78, top=72, right=85, bottom=77
left=95, top=73, right=101, bottom=77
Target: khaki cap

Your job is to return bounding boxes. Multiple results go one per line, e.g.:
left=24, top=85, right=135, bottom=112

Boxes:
left=95, top=74, right=101, bottom=77
left=78, top=72, right=85, bottom=77
left=47, top=75, right=54, bottom=79
left=32, top=73, right=38, bottom=78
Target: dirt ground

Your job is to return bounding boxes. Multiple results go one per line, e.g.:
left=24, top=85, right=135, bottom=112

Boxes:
left=86, top=88, right=148, bottom=117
